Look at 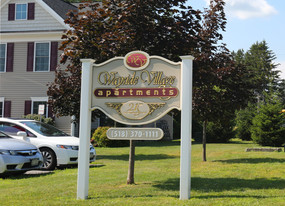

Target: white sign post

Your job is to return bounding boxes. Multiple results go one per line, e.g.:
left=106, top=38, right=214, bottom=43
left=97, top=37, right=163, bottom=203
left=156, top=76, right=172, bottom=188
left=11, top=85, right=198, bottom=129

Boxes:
left=77, top=52, right=193, bottom=200
left=179, top=56, right=194, bottom=200
left=77, top=59, right=94, bottom=200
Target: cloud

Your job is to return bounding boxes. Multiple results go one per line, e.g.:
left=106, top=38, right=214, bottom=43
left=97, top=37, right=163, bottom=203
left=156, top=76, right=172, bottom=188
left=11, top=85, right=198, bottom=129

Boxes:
left=224, top=0, right=278, bottom=20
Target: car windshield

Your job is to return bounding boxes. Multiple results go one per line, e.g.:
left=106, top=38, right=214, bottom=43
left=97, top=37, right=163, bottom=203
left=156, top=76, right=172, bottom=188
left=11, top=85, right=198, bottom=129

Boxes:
left=0, top=131, right=11, bottom=138
left=20, top=121, right=69, bottom=137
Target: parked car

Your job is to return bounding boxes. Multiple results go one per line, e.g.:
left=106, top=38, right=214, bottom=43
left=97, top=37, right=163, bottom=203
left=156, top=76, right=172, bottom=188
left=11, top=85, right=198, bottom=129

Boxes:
left=0, top=118, right=96, bottom=170
left=0, top=131, right=43, bottom=175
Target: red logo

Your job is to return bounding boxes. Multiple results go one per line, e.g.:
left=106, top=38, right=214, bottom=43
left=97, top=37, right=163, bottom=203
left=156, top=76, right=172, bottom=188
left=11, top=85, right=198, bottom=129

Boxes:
left=124, top=51, right=149, bottom=70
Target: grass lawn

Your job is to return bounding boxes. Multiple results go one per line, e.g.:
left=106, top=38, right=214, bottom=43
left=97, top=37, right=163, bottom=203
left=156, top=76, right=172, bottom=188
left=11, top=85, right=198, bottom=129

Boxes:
left=1, top=139, right=285, bottom=205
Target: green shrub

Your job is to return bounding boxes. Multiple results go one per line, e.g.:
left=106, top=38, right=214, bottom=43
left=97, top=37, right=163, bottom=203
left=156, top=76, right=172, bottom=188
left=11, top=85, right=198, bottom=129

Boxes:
left=22, top=114, right=55, bottom=126
left=235, top=104, right=257, bottom=140
left=206, top=121, right=235, bottom=143
left=192, top=119, right=203, bottom=142
left=91, top=127, right=129, bottom=147
left=251, top=101, right=285, bottom=147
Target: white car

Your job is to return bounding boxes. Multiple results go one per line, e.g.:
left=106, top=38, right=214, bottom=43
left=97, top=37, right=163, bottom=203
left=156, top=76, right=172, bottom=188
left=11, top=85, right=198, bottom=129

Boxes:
left=0, top=118, right=96, bottom=170
left=0, top=131, right=43, bottom=175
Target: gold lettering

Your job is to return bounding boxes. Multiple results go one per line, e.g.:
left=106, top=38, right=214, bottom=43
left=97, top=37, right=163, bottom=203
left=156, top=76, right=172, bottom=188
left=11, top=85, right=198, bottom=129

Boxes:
left=106, top=90, right=111, bottom=97
left=146, top=90, right=151, bottom=95
left=98, top=90, right=103, bottom=96
left=98, top=72, right=111, bottom=85
left=162, top=88, right=166, bottom=95
left=136, top=90, right=143, bottom=95
left=114, top=89, right=119, bottom=96
left=154, top=90, right=159, bottom=95
left=98, top=70, right=176, bottom=88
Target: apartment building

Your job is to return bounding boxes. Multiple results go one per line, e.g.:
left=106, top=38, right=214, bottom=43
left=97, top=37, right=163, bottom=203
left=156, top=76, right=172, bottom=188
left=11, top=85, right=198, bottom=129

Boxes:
left=0, top=0, right=77, bottom=133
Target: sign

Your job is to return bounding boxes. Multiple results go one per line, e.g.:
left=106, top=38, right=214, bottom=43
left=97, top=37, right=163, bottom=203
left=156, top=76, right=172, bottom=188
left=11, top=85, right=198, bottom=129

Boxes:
left=38, top=104, right=45, bottom=115
left=77, top=52, right=194, bottom=201
left=107, top=128, right=164, bottom=140
left=91, top=51, right=181, bottom=125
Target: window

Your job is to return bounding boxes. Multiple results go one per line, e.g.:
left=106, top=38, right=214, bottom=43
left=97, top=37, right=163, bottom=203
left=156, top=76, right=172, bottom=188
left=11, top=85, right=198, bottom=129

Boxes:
left=35, top=43, right=50, bottom=72
left=33, top=101, right=47, bottom=117
left=27, top=42, right=58, bottom=72
left=31, top=97, right=48, bottom=117
left=8, top=3, right=34, bottom=21
left=0, top=122, right=35, bottom=137
left=0, top=44, right=6, bottom=72
left=16, top=4, right=27, bottom=20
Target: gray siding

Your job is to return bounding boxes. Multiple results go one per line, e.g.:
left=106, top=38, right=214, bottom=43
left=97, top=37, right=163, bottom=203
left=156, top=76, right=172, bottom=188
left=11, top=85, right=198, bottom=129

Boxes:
left=0, top=41, right=71, bottom=134
left=55, top=116, right=72, bottom=135
left=0, top=42, right=54, bottom=117
left=1, top=0, right=65, bottom=32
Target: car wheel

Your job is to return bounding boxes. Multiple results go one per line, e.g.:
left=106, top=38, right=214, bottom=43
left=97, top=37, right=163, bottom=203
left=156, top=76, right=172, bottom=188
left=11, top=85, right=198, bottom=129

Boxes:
left=40, top=148, right=56, bottom=170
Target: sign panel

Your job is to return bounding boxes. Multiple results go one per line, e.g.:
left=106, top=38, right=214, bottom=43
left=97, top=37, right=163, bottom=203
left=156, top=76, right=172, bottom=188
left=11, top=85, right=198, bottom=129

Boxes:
left=38, top=104, right=45, bottom=115
left=107, top=128, right=164, bottom=140
left=91, top=51, right=181, bottom=125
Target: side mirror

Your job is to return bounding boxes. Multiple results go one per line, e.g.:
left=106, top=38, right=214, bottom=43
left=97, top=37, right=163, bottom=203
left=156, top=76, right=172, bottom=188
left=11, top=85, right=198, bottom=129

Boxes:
left=17, top=131, right=27, bottom=139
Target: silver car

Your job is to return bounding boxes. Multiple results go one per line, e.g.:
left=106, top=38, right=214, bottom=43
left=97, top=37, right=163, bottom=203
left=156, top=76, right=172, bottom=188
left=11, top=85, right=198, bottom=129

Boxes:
left=0, top=131, right=43, bottom=176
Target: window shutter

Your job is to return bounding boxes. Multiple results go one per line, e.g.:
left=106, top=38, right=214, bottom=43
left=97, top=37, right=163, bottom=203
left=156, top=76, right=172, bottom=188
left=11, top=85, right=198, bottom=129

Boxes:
left=27, top=42, right=34, bottom=72
left=28, top=3, right=35, bottom=20
left=4, top=101, right=11, bottom=117
left=6, top=43, right=14, bottom=72
left=50, top=42, right=58, bottom=71
left=8, top=4, right=15, bottom=21
left=48, top=104, right=53, bottom=118
left=24, top=100, right=32, bottom=115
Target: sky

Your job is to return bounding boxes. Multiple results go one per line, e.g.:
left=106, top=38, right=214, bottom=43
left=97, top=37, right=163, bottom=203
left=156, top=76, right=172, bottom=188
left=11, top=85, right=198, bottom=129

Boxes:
left=187, top=0, right=285, bottom=79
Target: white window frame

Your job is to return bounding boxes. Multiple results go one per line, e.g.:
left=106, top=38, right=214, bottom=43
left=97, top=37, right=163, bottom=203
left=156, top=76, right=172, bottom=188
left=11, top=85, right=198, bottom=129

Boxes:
left=15, top=3, right=28, bottom=20
left=0, top=97, right=4, bottom=118
left=31, top=97, right=49, bottom=118
left=0, top=43, right=7, bottom=73
left=34, top=42, right=50, bottom=72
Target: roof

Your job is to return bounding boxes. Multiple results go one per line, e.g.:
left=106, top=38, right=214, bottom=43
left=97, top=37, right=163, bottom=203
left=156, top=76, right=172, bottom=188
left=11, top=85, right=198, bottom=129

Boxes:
left=43, top=0, right=77, bottom=19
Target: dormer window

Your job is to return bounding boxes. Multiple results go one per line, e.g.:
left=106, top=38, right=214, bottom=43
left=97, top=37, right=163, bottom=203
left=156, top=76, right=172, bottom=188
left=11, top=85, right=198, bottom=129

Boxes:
left=8, top=3, right=35, bottom=21
left=16, top=4, right=27, bottom=20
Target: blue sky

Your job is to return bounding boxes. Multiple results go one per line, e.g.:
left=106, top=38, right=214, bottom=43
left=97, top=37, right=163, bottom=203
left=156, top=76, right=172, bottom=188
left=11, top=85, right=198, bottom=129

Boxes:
left=187, top=0, right=285, bottom=79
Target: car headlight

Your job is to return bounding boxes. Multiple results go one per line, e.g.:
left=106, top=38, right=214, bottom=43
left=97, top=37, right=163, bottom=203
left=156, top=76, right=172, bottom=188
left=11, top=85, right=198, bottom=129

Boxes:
left=0, top=150, right=17, bottom=155
left=56, top=145, right=79, bottom=150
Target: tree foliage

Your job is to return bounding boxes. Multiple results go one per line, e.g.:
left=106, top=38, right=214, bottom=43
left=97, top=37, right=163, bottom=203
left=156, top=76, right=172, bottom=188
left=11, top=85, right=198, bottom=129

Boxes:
left=232, top=40, right=281, bottom=103
left=47, top=0, right=254, bottom=161
left=48, top=0, right=203, bottom=119
left=235, top=103, right=257, bottom=141
left=251, top=100, right=285, bottom=147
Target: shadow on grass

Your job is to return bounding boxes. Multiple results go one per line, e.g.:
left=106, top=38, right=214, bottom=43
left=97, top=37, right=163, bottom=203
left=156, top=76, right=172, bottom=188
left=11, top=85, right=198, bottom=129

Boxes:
left=136, top=140, right=181, bottom=147
left=153, top=177, right=285, bottom=192
left=97, top=154, right=177, bottom=161
left=213, top=158, right=285, bottom=164
left=0, top=170, right=54, bottom=180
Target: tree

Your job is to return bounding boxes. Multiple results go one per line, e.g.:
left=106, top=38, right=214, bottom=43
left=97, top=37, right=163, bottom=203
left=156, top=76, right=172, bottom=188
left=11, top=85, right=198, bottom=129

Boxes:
left=48, top=0, right=202, bottom=120
left=232, top=41, right=283, bottom=142
left=192, top=0, right=254, bottom=161
left=235, top=103, right=257, bottom=141
left=251, top=99, right=285, bottom=147
left=48, top=0, right=248, bottom=163
left=233, top=41, right=280, bottom=103
left=48, top=0, right=204, bottom=185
